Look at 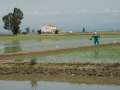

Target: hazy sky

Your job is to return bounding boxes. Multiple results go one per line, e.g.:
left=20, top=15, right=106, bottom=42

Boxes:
left=0, top=0, right=120, bottom=32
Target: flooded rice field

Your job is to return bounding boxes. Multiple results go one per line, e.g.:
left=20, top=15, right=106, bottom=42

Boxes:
left=2, top=44, right=120, bottom=63
left=0, top=36, right=120, bottom=90
left=0, top=37, right=120, bottom=54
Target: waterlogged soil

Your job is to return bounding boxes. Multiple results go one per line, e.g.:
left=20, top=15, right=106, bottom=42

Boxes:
left=0, top=63, right=120, bottom=77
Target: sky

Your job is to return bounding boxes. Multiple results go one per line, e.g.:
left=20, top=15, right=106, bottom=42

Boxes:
left=0, top=0, right=120, bottom=32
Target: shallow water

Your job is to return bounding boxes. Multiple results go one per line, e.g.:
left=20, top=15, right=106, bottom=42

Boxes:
left=10, top=45, right=120, bottom=63
left=0, top=80, right=120, bottom=90
left=0, top=37, right=120, bottom=54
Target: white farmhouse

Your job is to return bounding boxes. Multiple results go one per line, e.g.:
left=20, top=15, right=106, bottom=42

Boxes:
left=41, top=24, right=57, bottom=34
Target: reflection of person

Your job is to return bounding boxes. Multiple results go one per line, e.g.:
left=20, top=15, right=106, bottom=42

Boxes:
left=90, top=32, right=100, bottom=45
left=94, top=47, right=99, bottom=58
left=31, top=80, right=38, bottom=90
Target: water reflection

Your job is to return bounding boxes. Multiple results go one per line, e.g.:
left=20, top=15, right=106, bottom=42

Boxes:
left=0, top=37, right=119, bottom=54
left=30, top=80, right=38, bottom=90
left=0, top=80, right=120, bottom=90
left=93, top=46, right=99, bottom=58
left=4, top=41, right=22, bottom=53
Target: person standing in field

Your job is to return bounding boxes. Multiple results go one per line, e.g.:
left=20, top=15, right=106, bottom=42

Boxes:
left=90, top=32, right=100, bottom=45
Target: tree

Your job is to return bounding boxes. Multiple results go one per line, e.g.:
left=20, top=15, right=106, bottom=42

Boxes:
left=25, top=27, right=30, bottom=33
left=37, top=29, right=42, bottom=34
left=32, top=29, right=35, bottom=33
left=82, top=27, right=85, bottom=32
left=2, top=8, right=24, bottom=35
left=55, top=30, right=59, bottom=34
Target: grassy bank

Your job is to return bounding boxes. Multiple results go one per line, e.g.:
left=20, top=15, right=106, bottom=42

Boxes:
left=0, top=33, right=89, bottom=41
left=0, top=32, right=120, bottom=41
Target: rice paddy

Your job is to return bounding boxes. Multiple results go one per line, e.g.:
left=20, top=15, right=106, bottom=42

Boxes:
left=0, top=33, right=120, bottom=63
left=1, top=43, right=119, bottom=63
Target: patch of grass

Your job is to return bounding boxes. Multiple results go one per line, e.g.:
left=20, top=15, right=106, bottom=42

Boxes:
left=0, top=34, right=89, bottom=41
left=0, top=32, right=120, bottom=41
